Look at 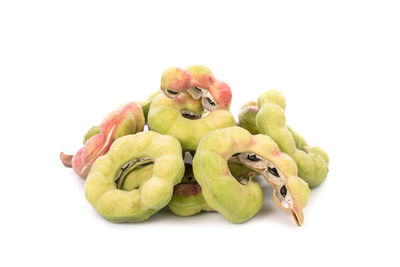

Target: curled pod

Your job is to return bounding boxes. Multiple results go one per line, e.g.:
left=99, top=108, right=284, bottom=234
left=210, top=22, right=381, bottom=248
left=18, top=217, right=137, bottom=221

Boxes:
left=238, top=102, right=313, bottom=153
left=60, top=102, right=145, bottom=178
left=161, top=65, right=232, bottom=111
left=238, top=101, right=259, bottom=135
left=85, top=131, right=185, bottom=223
left=81, top=91, right=161, bottom=145
left=148, top=93, right=236, bottom=151
left=160, top=67, right=192, bottom=98
left=256, top=90, right=329, bottom=187
left=193, top=126, right=310, bottom=226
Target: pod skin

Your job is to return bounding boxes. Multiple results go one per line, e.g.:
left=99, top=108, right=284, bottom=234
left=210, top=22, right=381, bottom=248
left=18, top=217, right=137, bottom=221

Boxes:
left=256, top=90, right=329, bottom=187
left=61, top=102, right=145, bottom=178
left=160, top=65, right=232, bottom=111
left=138, top=90, right=162, bottom=122
left=239, top=102, right=313, bottom=154
left=81, top=90, right=162, bottom=144
left=193, top=126, right=310, bottom=226
left=168, top=162, right=256, bottom=217
left=238, top=101, right=259, bottom=135
left=85, top=131, right=185, bottom=223
left=148, top=93, right=236, bottom=151
left=168, top=164, right=213, bottom=216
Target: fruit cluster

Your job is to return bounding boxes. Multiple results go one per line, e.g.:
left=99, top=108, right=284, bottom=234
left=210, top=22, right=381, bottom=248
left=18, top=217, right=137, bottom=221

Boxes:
left=61, top=65, right=329, bottom=226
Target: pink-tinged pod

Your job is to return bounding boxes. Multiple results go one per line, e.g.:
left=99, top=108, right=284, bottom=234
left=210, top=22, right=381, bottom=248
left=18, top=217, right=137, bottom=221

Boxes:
left=160, top=67, right=192, bottom=98
left=186, top=65, right=232, bottom=111
left=61, top=102, right=145, bottom=178
left=160, top=65, right=233, bottom=111
left=186, top=65, right=215, bottom=90
left=206, top=80, right=232, bottom=110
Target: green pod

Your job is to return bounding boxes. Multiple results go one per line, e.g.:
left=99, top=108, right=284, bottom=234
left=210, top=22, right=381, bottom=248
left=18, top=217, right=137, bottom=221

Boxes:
left=168, top=164, right=213, bottom=216
left=193, top=126, right=310, bottom=226
left=148, top=93, right=236, bottom=151
left=83, top=126, right=101, bottom=144
left=256, top=90, right=329, bottom=187
left=120, top=163, right=154, bottom=191
left=85, top=131, right=185, bottom=223
left=82, top=91, right=161, bottom=145
left=238, top=101, right=259, bottom=135
left=238, top=102, right=313, bottom=152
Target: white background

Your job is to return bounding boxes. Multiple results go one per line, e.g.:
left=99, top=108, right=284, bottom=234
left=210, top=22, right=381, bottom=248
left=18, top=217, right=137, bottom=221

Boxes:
left=1, top=1, right=399, bottom=266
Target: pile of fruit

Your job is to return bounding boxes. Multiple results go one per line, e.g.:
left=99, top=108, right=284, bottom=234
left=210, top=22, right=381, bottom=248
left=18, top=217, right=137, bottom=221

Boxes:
left=60, top=65, right=329, bottom=226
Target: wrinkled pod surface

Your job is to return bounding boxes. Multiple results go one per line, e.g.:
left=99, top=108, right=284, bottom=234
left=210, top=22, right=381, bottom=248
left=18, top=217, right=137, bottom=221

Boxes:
left=168, top=162, right=257, bottom=217
left=60, top=102, right=145, bottom=178
left=81, top=90, right=161, bottom=145
left=255, top=90, right=329, bottom=187
left=193, top=126, right=310, bottom=226
left=239, top=102, right=314, bottom=159
left=161, top=65, right=232, bottom=111
left=85, top=131, right=184, bottom=223
left=148, top=93, right=236, bottom=151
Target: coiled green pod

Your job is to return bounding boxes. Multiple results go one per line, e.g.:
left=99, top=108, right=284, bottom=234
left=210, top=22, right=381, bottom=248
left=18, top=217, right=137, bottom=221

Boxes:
left=148, top=93, right=236, bottom=151
left=193, top=126, right=310, bottom=226
left=85, top=131, right=184, bottom=223
left=256, top=90, right=329, bottom=187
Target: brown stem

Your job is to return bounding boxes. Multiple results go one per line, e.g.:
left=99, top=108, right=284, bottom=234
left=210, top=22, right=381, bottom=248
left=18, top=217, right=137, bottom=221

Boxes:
left=60, top=152, right=73, bottom=168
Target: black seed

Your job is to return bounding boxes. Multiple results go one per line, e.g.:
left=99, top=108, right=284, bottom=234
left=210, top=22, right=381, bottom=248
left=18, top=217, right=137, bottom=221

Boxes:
left=268, top=167, right=279, bottom=177
left=183, top=113, right=197, bottom=119
left=280, top=185, right=287, bottom=198
left=207, top=98, right=216, bottom=106
left=188, top=177, right=194, bottom=181
left=232, top=153, right=241, bottom=157
left=247, top=154, right=260, bottom=161
left=167, top=89, right=178, bottom=95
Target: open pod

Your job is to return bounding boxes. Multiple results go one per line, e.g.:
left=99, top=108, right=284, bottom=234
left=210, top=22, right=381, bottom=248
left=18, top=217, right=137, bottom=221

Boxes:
left=160, top=65, right=232, bottom=111
left=256, top=90, right=330, bottom=187
left=85, top=131, right=184, bottom=223
left=193, top=126, right=310, bottom=226
left=148, top=93, right=236, bottom=151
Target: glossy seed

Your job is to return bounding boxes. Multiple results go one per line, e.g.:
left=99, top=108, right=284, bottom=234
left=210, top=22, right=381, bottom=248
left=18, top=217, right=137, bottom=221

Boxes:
left=247, top=154, right=260, bottom=161
left=280, top=185, right=287, bottom=198
left=167, top=89, right=179, bottom=95
left=207, top=98, right=216, bottom=106
left=268, top=167, right=279, bottom=177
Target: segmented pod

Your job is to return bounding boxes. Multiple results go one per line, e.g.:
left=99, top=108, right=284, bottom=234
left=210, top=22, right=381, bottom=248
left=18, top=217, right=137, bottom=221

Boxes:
left=239, top=102, right=314, bottom=153
left=81, top=91, right=162, bottom=145
left=85, top=131, right=185, bottom=223
left=160, top=65, right=232, bottom=111
left=148, top=93, right=236, bottom=151
left=60, top=102, right=145, bottom=178
left=193, top=126, right=310, bottom=226
left=256, top=90, right=329, bottom=187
